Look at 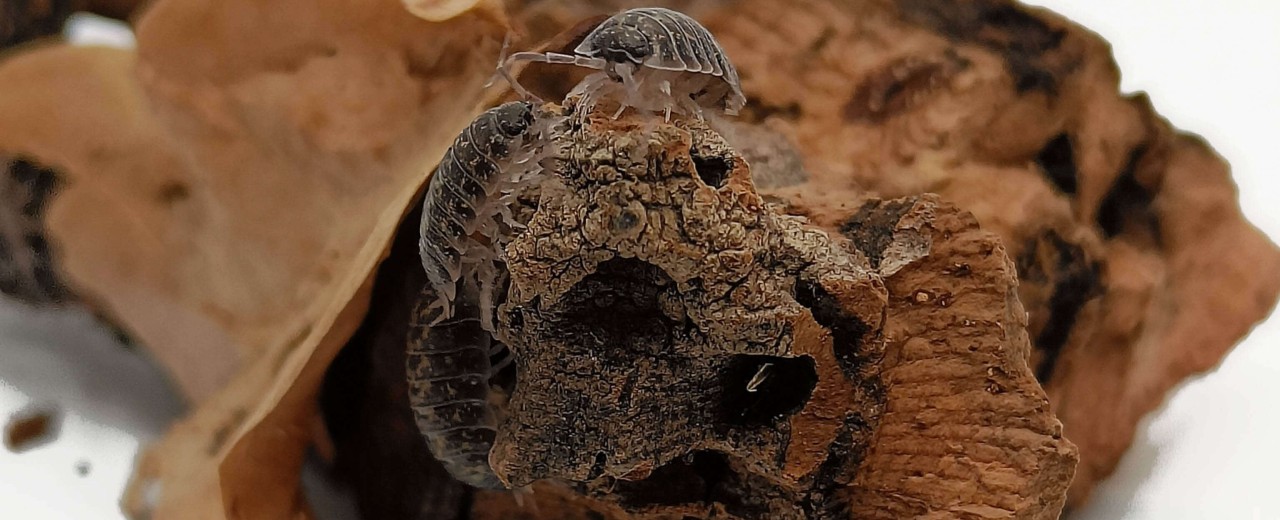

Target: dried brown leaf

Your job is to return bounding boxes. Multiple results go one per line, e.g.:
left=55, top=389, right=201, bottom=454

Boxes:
left=1, top=0, right=509, bottom=517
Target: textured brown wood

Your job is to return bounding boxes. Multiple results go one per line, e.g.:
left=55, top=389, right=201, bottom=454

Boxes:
left=841, top=195, right=1076, bottom=519
left=505, top=0, right=1280, bottom=505
left=0, top=0, right=1274, bottom=517
left=490, top=111, right=889, bottom=519
left=447, top=106, right=1073, bottom=518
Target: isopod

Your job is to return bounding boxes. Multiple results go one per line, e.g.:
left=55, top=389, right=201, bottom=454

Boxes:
left=407, top=281, right=510, bottom=489
left=501, top=7, right=746, bottom=119
left=418, top=100, right=541, bottom=325
left=409, top=100, right=549, bottom=489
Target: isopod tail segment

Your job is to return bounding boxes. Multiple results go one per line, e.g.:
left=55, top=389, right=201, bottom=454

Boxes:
left=408, top=280, right=513, bottom=490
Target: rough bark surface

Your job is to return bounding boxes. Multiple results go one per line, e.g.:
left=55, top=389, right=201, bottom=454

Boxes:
left=841, top=195, right=1076, bottom=519
left=0, top=0, right=1273, bottom=517
left=493, top=112, right=890, bottom=518
left=504, top=0, right=1280, bottom=504
left=425, top=108, right=1071, bottom=518
left=316, top=109, right=1076, bottom=519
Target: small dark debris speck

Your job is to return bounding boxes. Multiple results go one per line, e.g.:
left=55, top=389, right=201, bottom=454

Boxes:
left=4, top=406, right=61, bottom=452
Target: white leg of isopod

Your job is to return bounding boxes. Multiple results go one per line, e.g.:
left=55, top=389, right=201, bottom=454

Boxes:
left=504, top=51, right=606, bottom=93
left=483, top=32, right=516, bottom=90
left=612, top=63, right=643, bottom=120
left=660, top=80, right=674, bottom=122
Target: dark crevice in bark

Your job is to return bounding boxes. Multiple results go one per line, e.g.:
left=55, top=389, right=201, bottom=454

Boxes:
left=1036, top=133, right=1078, bottom=195
left=839, top=198, right=915, bottom=269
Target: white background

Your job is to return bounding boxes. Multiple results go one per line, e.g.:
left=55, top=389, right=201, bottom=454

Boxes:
left=2, top=2, right=1278, bottom=518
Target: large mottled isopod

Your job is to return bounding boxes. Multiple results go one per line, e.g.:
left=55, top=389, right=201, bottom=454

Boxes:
left=409, top=101, right=546, bottom=489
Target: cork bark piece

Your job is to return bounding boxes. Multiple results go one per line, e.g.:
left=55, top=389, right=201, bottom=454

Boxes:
left=841, top=195, right=1076, bottom=519
left=391, top=104, right=1074, bottom=518
left=0, top=0, right=1269, bottom=517
left=487, top=110, right=887, bottom=519
left=501, top=0, right=1280, bottom=504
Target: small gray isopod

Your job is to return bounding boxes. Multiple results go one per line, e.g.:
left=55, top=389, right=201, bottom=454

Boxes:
left=418, top=100, right=541, bottom=324
left=501, top=7, right=746, bottom=119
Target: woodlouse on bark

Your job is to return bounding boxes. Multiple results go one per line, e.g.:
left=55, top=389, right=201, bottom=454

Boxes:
left=417, top=100, right=541, bottom=324
left=409, top=100, right=553, bottom=489
left=500, top=7, right=746, bottom=120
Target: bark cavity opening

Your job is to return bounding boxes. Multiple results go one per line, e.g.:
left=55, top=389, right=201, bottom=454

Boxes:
left=554, top=257, right=679, bottom=350
left=718, top=354, right=818, bottom=427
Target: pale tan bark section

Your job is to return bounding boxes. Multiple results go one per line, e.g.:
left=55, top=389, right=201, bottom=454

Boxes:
left=845, top=195, right=1077, bottom=519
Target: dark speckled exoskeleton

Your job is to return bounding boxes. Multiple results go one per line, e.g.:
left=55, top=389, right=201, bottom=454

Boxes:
left=409, top=100, right=551, bottom=489
left=501, top=7, right=746, bottom=120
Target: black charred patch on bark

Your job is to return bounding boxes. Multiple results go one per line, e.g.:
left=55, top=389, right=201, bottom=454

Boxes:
left=897, top=0, right=1070, bottom=94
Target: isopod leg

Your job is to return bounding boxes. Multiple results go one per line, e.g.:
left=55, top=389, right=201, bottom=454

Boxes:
left=498, top=53, right=541, bottom=102
left=678, top=94, right=706, bottom=121
left=569, top=73, right=613, bottom=126
left=503, top=51, right=606, bottom=102
left=613, top=63, right=641, bottom=120
left=483, top=33, right=515, bottom=90
left=660, top=80, right=674, bottom=122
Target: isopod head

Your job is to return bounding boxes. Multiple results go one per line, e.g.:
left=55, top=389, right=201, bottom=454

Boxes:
left=493, top=101, right=536, bottom=137
left=591, top=23, right=652, bottom=65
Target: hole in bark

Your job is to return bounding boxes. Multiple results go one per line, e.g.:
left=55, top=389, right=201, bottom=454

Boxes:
left=793, top=279, right=871, bottom=381
left=718, top=355, right=817, bottom=426
left=1036, top=133, right=1078, bottom=195
left=612, top=210, right=640, bottom=231
left=690, top=149, right=732, bottom=189
left=557, top=258, right=677, bottom=350
left=614, top=451, right=732, bottom=507
left=587, top=452, right=608, bottom=481
left=1097, top=146, right=1160, bottom=242
left=612, top=451, right=775, bottom=518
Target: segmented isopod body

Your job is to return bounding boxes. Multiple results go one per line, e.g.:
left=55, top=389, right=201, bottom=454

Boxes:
left=502, top=7, right=745, bottom=117
left=418, top=100, right=538, bottom=322
left=410, top=101, right=542, bottom=489
left=407, top=282, right=507, bottom=489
